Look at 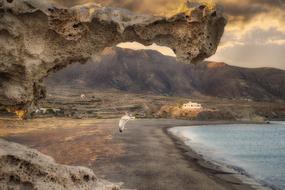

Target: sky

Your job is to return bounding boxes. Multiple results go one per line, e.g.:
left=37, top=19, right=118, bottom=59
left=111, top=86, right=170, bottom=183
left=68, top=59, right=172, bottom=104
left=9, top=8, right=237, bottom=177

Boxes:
left=54, top=0, right=285, bottom=70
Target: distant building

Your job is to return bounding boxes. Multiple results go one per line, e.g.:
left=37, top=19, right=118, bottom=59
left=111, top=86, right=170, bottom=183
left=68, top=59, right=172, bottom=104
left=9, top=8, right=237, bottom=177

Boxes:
left=35, top=108, right=62, bottom=115
left=80, top=94, right=86, bottom=99
left=182, top=101, right=202, bottom=110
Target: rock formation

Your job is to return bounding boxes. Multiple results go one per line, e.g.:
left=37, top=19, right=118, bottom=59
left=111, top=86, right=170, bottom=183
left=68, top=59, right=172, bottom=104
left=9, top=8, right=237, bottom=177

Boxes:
left=0, top=139, right=120, bottom=190
left=0, top=0, right=226, bottom=112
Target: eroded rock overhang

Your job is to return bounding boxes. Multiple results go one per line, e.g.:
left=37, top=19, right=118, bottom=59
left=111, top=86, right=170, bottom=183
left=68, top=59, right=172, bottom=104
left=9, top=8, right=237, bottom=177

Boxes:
left=0, top=0, right=226, bottom=111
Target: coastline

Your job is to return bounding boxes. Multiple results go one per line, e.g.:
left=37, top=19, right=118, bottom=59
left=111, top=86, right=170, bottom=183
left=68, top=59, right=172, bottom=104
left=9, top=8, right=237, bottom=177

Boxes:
left=167, top=125, right=275, bottom=190
left=0, top=118, right=271, bottom=190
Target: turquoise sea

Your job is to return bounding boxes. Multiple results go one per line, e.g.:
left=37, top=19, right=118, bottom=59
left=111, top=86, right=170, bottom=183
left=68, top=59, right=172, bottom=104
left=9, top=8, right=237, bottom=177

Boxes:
left=170, top=122, right=285, bottom=190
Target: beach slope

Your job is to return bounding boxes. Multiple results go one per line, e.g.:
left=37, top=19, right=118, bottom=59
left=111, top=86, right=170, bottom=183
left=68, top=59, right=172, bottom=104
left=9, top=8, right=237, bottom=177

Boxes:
left=1, top=118, right=262, bottom=190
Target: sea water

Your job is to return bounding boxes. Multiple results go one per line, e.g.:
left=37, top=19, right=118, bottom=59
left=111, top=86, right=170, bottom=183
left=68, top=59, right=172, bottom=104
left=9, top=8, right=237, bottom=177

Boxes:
left=169, top=122, right=285, bottom=190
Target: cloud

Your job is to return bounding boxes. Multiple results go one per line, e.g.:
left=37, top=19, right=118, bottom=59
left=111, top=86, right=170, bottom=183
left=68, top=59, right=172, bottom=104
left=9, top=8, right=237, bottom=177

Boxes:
left=52, top=0, right=183, bottom=15
left=117, top=42, right=176, bottom=57
left=210, top=42, right=285, bottom=69
left=209, top=27, right=285, bottom=69
left=51, top=0, right=285, bottom=69
left=52, top=0, right=285, bottom=31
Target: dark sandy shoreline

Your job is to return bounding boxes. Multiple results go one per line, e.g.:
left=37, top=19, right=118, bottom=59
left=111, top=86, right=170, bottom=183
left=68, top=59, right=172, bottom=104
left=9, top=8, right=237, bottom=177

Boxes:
left=166, top=125, right=273, bottom=190
left=0, top=118, right=270, bottom=190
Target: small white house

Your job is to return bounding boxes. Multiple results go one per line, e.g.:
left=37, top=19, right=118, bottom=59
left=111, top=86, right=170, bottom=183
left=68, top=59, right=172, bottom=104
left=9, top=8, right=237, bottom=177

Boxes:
left=182, top=101, right=202, bottom=110
left=80, top=94, right=86, bottom=99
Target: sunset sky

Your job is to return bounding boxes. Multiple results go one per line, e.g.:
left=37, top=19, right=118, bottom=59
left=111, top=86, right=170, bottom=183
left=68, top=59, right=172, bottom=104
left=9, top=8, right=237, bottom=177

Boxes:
left=55, top=0, right=285, bottom=70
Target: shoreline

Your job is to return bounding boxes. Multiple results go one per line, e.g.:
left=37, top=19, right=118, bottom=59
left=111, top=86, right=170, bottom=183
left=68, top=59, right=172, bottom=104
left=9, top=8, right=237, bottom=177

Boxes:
left=166, top=125, right=274, bottom=190
left=0, top=118, right=273, bottom=189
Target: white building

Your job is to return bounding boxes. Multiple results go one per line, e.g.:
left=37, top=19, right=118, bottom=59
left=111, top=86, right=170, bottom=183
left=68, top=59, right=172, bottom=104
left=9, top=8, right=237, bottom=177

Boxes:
left=182, top=101, right=202, bottom=110
left=80, top=94, right=86, bottom=99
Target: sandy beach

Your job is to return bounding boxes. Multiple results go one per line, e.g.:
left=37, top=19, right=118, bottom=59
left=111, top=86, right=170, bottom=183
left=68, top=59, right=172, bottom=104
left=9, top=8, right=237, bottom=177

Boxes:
left=0, top=118, right=267, bottom=190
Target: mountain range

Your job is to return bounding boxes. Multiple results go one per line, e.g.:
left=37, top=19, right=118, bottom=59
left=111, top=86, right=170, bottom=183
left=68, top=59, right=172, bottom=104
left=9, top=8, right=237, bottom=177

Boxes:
left=45, top=47, right=285, bottom=101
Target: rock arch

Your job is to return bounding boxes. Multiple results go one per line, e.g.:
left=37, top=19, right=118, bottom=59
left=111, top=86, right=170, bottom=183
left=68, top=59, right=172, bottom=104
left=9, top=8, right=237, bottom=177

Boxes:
left=0, top=0, right=226, bottom=112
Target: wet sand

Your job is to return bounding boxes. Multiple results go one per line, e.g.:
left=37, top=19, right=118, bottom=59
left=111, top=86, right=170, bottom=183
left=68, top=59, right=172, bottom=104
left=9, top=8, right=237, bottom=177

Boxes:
left=0, top=118, right=266, bottom=190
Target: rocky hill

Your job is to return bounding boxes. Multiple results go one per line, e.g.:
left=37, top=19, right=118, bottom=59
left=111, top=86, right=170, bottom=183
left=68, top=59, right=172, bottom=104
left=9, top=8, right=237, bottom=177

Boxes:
left=45, top=47, right=285, bottom=101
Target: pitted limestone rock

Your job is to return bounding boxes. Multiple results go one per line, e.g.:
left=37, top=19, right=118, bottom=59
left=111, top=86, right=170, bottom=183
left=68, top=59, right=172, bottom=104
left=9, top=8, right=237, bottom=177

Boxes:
left=0, top=139, right=121, bottom=190
left=0, top=0, right=226, bottom=109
